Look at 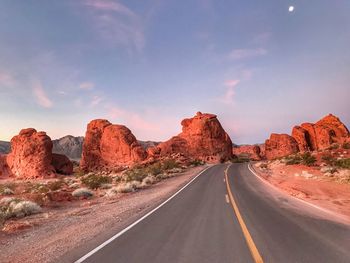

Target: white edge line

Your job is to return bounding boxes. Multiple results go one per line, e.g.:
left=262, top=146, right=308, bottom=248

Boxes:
left=74, top=166, right=212, bottom=263
left=247, top=163, right=344, bottom=216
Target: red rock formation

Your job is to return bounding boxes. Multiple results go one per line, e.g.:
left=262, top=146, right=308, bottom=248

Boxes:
left=7, top=128, right=55, bottom=179
left=232, top=145, right=261, bottom=161
left=313, top=114, right=349, bottom=150
left=291, top=126, right=311, bottom=152
left=292, top=114, right=350, bottom=151
left=265, top=134, right=299, bottom=160
left=151, top=112, right=233, bottom=163
left=80, top=119, right=147, bottom=172
left=52, top=153, right=73, bottom=175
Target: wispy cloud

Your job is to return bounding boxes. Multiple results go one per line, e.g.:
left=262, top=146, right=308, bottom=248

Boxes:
left=82, top=0, right=144, bottom=52
left=221, top=79, right=240, bottom=104
left=90, top=95, right=103, bottom=106
left=32, top=81, right=53, bottom=108
left=228, top=48, right=267, bottom=60
left=79, top=81, right=95, bottom=90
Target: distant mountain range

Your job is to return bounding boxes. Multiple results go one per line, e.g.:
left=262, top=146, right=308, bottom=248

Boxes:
left=0, top=141, right=10, bottom=154
left=0, top=136, right=159, bottom=161
left=52, top=135, right=84, bottom=161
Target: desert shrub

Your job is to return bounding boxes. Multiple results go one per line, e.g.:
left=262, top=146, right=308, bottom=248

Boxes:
left=334, top=158, right=350, bottom=169
left=74, top=168, right=85, bottom=178
left=259, top=163, right=268, bottom=169
left=81, top=174, right=112, bottom=189
left=285, top=155, right=302, bottom=165
left=1, top=188, right=14, bottom=195
left=300, top=152, right=317, bottom=166
left=146, top=162, right=162, bottom=176
left=285, top=153, right=316, bottom=166
left=0, top=198, right=41, bottom=221
left=162, top=159, right=179, bottom=170
left=321, top=153, right=335, bottom=165
left=189, top=159, right=205, bottom=166
left=342, top=142, right=350, bottom=149
left=116, top=182, right=135, bottom=193
left=48, top=179, right=65, bottom=191
left=141, top=175, right=156, bottom=186
left=72, top=188, right=93, bottom=198
left=328, top=143, right=339, bottom=150
left=25, top=183, right=50, bottom=194
left=124, top=168, right=148, bottom=182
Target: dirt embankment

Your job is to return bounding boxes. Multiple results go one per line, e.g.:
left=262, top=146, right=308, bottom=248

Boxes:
left=0, top=166, right=207, bottom=263
left=253, top=160, right=350, bottom=221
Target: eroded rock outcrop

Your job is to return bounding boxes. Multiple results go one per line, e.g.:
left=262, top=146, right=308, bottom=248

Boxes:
left=7, top=128, right=55, bottom=179
left=293, top=114, right=350, bottom=151
left=80, top=119, right=147, bottom=172
left=150, top=112, right=233, bottom=163
left=232, top=145, right=262, bottom=161
left=265, top=134, right=299, bottom=160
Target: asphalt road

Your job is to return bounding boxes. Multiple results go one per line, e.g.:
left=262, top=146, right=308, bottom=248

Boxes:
left=75, top=163, right=350, bottom=263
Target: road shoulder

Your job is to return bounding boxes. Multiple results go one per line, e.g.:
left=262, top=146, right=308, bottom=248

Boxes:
left=0, top=165, right=208, bottom=263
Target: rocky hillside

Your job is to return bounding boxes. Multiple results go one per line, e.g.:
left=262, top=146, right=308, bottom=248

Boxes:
left=0, top=141, right=10, bottom=154
left=52, top=136, right=84, bottom=161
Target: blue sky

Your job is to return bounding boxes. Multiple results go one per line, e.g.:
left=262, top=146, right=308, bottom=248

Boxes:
left=0, top=0, right=349, bottom=144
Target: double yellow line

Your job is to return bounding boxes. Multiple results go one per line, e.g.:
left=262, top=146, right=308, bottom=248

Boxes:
left=224, top=164, right=264, bottom=263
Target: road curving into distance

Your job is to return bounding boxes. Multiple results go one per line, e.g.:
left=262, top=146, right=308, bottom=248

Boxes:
left=74, top=163, right=350, bottom=263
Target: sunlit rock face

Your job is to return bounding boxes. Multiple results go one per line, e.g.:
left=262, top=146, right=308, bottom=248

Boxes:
left=149, top=112, right=233, bottom=163
left=293, top=114, right=350, bottom=151
left=80, top=119, right=147, bottom=172
left=7, top=128, right=55, bottom=179
left=232, top=145, right=262, bottom=161
left=265, top=134, right=299, bottom=160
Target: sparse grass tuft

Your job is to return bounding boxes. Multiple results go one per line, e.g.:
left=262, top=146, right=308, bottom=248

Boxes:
left=189, top=159, right=205, bottom=166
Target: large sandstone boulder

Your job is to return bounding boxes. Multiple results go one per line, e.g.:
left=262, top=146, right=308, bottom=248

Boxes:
left=265, top=134, right=299, bottom=160
left=7, top=128, right=55, bottom=179
left=292, top=114, right=350, bottom=151
left=151, top=112, right=233, bottom=163
left=232, top=145, right=261, bottom=161
left=313, top=114, right=349, bottom=150
left=80, top=119, right=147, bottom=172
left=52, top=153, right=73, bottom=175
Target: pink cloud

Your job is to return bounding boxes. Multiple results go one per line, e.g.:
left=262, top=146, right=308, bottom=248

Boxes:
left=105, top=105, right=181, bottom=141
left=32, top=81, right=53, bottom=108
left=228, top=48, right=267, bottom=60
left=79, top=82, right=95, bottom=90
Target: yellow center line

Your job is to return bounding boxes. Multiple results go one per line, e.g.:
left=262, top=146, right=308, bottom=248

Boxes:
left=225, top=164, right=264, bottom=263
